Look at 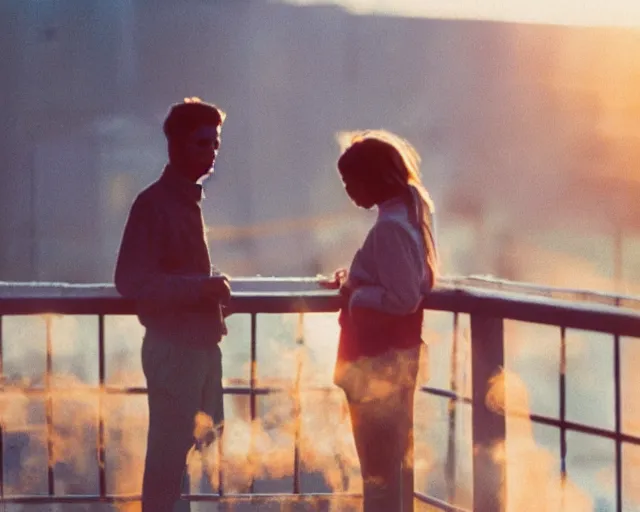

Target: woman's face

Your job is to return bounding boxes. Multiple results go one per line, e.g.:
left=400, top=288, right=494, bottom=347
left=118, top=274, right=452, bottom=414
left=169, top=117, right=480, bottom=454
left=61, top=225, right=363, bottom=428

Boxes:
left=340, top=169, right=376, bottom=209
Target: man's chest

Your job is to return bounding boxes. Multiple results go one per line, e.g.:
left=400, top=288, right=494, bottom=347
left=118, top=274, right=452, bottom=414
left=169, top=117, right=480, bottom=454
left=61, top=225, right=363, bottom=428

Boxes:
left=158, top=203, right=211, bottom=274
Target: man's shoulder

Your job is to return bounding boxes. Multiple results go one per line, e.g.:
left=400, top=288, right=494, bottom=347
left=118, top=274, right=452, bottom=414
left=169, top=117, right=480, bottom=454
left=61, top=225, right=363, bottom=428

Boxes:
left=132, top=179, right=165, bottom=209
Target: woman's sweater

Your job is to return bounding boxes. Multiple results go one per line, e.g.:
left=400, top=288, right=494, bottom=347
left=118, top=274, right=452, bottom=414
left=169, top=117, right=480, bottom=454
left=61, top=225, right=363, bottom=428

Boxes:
left=338, top=195, right=433, bottom=361
left=347, top=195, right=431, bottom=315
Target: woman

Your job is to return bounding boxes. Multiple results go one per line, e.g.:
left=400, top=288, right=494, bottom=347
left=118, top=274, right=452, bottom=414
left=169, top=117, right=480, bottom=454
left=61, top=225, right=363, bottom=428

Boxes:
left=325, top=130, right=437, bottom=512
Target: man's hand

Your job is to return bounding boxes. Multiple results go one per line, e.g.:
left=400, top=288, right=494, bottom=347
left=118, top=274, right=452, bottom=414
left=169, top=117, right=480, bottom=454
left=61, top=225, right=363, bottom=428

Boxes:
left=201, top=275, right=231, bottom=305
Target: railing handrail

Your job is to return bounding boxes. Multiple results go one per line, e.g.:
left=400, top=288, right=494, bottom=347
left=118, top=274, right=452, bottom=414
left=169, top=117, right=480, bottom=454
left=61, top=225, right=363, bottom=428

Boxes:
left=1, top=279, right=639, bottom=337
left=440, top=274, right=640, bottom=308
left=2, top=277, right=639, bottom=511
left=3, top=275, right=639, bottom=305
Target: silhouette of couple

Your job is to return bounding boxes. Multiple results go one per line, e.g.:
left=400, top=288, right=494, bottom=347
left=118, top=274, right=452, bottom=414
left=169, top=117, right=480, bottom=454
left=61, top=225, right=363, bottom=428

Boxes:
left=115, top=98, right=438, bottom=512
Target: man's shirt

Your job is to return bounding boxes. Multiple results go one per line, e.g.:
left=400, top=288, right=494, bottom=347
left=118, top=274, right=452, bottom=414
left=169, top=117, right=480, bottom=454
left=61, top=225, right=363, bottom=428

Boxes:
left=115, top=166, right=226, bottom=348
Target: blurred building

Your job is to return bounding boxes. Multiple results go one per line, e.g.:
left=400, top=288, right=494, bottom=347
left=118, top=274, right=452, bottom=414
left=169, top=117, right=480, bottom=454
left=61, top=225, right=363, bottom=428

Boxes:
left=1, top=1, right=640, bottom=291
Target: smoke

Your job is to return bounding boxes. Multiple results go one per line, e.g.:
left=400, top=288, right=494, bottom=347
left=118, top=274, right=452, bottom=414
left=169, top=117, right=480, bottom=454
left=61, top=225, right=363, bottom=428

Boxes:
left=162, top=312, right=441, bottom=507
left=0, top=381, right=147, bottom=506
left=4, top=306, right=634, bottom=510
left=487, top=370, right=593, bottom=511
left=192, top=313, right=364, bottom=498
left=0, top=314, right=148, bottom=510
left=500, top=320, right=626, bottom=509
left=2, top=312, right=427, bottom=509
left=620, top=335, right=640, bottom=510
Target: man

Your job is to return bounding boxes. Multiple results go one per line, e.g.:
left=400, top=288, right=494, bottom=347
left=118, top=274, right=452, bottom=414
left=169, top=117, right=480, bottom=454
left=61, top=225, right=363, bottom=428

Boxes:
left=115, top=97, right=231, bottom=512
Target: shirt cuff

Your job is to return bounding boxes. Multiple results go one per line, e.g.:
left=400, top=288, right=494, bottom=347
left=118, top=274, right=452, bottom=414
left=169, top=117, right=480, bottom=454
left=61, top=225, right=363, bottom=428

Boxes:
left=349, top=285, right=386, bottom=312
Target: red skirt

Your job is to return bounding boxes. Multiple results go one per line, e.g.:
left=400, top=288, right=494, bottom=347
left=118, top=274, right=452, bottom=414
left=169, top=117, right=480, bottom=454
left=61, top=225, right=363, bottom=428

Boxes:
left=336, top=306, right=423, bottom=362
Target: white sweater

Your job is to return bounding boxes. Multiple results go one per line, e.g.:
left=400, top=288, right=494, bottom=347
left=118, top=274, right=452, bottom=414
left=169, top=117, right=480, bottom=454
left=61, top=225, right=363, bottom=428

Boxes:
left=347, top=196, right=432, bottom=315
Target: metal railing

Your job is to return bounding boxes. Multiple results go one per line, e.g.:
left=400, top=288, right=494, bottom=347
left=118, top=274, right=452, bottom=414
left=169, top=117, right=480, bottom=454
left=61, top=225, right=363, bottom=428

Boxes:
left=1, top=278, right=640, bottom=511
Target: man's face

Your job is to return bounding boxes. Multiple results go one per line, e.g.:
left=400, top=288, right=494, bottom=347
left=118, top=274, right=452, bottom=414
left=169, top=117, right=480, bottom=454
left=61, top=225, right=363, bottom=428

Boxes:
left=180, top=124, right=222, bottom=182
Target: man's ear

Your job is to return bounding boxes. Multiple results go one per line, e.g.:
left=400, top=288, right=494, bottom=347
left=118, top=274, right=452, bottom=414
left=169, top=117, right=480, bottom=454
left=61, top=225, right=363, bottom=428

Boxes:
left=167, top=140, right=183, bottom=161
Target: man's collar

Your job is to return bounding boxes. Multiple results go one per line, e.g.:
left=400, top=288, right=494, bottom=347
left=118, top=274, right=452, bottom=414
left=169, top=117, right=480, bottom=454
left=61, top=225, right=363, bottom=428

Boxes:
left=160, top=165, right=204, bottom=203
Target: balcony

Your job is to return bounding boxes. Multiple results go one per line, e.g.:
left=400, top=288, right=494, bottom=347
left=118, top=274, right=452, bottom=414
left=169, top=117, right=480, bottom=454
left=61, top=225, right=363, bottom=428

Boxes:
left=1, top=278, right=640, bottom=511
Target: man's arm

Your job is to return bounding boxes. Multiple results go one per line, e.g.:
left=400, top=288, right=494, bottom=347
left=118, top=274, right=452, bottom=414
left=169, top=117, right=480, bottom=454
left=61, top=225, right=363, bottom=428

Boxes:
left=114, top=195, right=226, bottom=306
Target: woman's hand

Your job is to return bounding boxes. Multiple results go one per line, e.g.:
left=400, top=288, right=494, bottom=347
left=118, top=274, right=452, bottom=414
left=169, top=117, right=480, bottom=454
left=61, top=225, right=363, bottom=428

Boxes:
left=318, top=269, right=354, bottom=306
left=318, top=268, right=349, bottom=290
left=336, top=270, right=354, bottom=301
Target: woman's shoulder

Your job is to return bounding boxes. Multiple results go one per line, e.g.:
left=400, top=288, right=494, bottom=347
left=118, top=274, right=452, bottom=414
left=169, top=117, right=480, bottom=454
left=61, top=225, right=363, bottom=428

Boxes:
left=371, top=214, right=416, bottom=239
left=367, top=216, right=424, bottom=259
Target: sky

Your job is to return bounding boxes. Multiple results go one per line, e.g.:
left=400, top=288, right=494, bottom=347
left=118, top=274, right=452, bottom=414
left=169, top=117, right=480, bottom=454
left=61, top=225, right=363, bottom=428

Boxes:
left=276, top=0, right=640, bottom=27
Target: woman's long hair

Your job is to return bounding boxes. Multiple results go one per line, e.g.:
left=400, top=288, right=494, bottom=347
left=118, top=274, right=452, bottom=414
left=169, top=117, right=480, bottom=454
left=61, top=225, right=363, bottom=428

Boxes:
left=337, top=130, right=439, bottom=288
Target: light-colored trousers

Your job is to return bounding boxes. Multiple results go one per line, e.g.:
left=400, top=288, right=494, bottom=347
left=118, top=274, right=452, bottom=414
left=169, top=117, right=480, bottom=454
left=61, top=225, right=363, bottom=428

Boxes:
left=140, top=337, right=224, bottom=512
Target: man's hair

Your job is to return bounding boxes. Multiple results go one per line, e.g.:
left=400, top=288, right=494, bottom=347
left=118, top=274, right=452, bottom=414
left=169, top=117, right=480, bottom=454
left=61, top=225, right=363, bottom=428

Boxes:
left=163, top=97, right=226, bottom=142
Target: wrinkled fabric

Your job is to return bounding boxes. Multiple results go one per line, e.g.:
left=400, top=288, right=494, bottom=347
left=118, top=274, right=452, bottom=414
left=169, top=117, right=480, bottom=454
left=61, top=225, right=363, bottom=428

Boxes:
left=115, top=167, right=226, bottom=349
left=347, top=196, right=433, bottom=316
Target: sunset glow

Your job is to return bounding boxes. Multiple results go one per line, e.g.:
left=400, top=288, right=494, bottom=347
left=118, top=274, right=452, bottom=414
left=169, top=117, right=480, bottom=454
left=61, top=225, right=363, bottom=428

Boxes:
left=278, top=0, right=640, bottom=27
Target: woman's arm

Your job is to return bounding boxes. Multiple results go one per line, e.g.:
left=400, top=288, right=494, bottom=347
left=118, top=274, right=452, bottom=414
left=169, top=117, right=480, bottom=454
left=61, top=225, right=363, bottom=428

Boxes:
left=349, top=220, right=425, bottom=315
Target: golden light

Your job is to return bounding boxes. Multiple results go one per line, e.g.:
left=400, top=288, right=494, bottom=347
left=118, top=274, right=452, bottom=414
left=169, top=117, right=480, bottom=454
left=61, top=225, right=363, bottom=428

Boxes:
left=279, top=0, right=640, bottom=27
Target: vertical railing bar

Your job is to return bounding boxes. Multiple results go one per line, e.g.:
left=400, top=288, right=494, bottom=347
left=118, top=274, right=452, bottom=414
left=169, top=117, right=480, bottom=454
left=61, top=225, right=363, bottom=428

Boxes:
left=0, top=314, right=3, bottom=385
left=45, top=315, right=55, bottom=496
left=559, top=327, right=567, bottom=477
left=217, top=425, right=225, bottom=497
left=249, top=312, right=257, bottom=494
left=292, top=312, right=304, bottom=495
left=98, top=315, right=107, bottom=498
left=470, top=314, right=505, bottom=512
left=614, top=333, right=622, bottom=512
left=0, top=314, right=4, bottom=502
left=559, top=326, right=567, bottom=511
left=445, top=312, right=459, bottom=505
left=218, top=304, right=226, bottom=498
